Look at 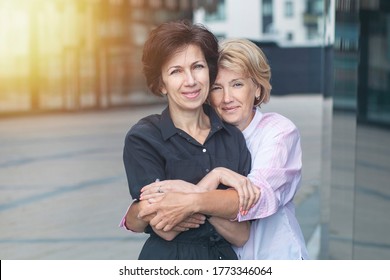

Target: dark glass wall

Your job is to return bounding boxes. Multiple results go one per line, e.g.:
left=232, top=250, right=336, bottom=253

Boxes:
left=320, top=0, right=390, bottom=259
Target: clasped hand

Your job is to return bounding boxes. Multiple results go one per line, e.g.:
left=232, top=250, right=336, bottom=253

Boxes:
left=137, top=169, right=260, bottom=231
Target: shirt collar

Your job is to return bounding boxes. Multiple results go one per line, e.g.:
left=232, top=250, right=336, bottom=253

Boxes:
left=242, top=107, right=263, bottom=139
left=159, top=104, right=229, bottom=141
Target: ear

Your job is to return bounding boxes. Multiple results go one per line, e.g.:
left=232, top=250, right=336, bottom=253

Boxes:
left=160, top=82, right=168, bottom=95
left=255, top=84, right=261, bottom=98
left=253, top=85, right=262, bottom=106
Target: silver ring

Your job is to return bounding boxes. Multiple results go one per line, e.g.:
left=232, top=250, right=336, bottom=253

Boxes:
left=157, top=186, right=162, bottom=193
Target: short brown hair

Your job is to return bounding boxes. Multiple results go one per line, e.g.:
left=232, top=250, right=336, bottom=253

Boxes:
left=142, top=20, right=219, bottom=96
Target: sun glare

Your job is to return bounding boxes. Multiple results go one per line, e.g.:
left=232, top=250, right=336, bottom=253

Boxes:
left=0, top=0, right=84, bottom=110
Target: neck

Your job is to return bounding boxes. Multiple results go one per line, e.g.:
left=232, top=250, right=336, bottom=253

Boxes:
left=169, top=106, right=211, bottom=143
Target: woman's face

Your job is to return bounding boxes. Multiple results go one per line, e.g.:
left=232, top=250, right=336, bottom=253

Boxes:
left=209, top=67, right=260, bottom=131
left=160, top=44, right=210, bottom=113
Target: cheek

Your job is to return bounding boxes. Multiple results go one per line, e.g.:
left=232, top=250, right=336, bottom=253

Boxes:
left=208, top=94, right=218, bottom=106
left=245, top=93, right=256, bottom=108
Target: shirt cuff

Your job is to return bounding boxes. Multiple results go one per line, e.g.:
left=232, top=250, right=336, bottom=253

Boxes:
left=118, top=199, right=138, bottom=232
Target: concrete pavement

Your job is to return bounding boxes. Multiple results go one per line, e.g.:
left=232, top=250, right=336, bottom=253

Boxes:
left=0, top=94, right=323, bottom=259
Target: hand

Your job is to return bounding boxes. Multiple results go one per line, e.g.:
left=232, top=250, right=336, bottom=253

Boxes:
left=209, top=167, right=260, bottom=215
left=138, top=192, right=196, bottom=231
left=140, top=179, right=199, bottom=200
left=140, top=195, right=205, bottom=231
left=172, top=214, right=206, bottom=231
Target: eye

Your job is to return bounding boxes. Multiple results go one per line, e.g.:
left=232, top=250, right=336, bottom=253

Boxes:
left=170, top=69, right=181, bottom=75
left=233, top=82, right=243, bottom=88
left=210, top=85, right=222, bottom=92
left=194, top=63, right=205, bottom=70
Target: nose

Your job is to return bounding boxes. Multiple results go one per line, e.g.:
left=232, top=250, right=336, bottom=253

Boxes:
left=184, top=70, right=196, bottom=86
left=222, top=89, right=233, bottom=103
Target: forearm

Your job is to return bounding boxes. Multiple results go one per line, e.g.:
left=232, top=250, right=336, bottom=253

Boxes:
left=125, top=200, right=151, bottom=232
left=209, top=217, right=250, bottom=247
left=196, top=169, right=222, bottom=191
left=192, top=189, right=240, bottom=220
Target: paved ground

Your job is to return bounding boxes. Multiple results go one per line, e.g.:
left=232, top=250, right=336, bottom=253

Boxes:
left=0, top=94, right=322, bottom=260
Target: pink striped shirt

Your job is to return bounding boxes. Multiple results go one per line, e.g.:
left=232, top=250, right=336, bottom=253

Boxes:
left=233, top=108, right=309, bottom=259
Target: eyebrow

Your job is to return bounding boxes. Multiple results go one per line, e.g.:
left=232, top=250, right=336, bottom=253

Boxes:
left=229, top=78, right=244, bottom=83
left=166, top=60, right=206, bottom=72
left=227, top=78, right=245, bottom=85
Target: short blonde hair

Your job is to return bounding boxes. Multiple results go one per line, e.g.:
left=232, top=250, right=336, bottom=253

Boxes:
left=218, top=38, right=272, bottom=106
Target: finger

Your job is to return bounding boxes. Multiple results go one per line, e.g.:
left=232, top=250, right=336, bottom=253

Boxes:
left=138, top=204, right=157, bottom=218
left=244, top=182, right=260, bottom=213
left=140, top=192, right=164, bottom=201
left=188, top=214, right=206, bottom=223
left=172, top=226, right=189, bottom=232
left=251, top=187, right=261, bottom=208
left=140, top=182, right=158, bottom=195
left=163, top=224, right=174, bottom=232
left=177, top=221, right=201, bottom=229
left=240, top=179, right=250, bottom=214
left=150, top=215, right=167, bottom=230
left=136, top=212, right=156, bottom=224
left=231, top=184, right=244, bottom=214
left=147, top=196, right=165, bottom=203
left=244, top=179, right=255, bottom=212
left=185, top=215, right=206, bottom=225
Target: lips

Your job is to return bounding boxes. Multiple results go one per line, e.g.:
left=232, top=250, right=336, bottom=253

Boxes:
left=182, top=89, right=201, bottom=99
left=222, top=106, right=239, bottom=112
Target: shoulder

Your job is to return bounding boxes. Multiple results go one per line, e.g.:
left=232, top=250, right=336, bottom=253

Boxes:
left=126, top=114, right=161, bottom=140
left=259, top=112, right=300, bottom=138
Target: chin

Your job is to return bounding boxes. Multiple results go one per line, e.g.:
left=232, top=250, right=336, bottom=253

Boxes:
left=222, top=116, right=238, bottom=125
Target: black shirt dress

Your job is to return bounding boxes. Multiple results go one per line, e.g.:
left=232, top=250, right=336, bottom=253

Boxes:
left=123, top=104, right=251, bottom=260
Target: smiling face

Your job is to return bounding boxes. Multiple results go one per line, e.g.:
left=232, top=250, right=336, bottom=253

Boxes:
left=160, top=44, right=210, bottom=113
left=209, top=67, right=260, bottom=131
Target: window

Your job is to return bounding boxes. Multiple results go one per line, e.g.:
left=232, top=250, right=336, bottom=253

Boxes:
left=262, top=0, right=273, bottom=33
left=285, top=1, right=293, bottom=17
left=205, top=0, right=226, bottom=22
left=263, top=0, right=273, bottom=16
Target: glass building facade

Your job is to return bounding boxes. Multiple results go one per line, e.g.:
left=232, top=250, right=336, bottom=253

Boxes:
left=320, top=0, right=390, bottom=259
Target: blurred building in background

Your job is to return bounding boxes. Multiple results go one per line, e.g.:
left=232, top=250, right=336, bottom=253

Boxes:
left=0, top=0, right=335, bottom=113
left=0, top=0, right=196, bottom=114
left=194, top=0, right=334, bottom=95
left=194, top=0, right=333, bottom=46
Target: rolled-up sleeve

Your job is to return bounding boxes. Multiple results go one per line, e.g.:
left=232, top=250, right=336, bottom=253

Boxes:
left=237, top=115, right=302, bottom=222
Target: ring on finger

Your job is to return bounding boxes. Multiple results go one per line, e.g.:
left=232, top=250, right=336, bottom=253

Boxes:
left=157, top=186, right=163, bottom=193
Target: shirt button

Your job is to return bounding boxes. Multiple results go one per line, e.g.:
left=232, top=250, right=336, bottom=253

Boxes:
left=202, top=148, right=207, bottom=153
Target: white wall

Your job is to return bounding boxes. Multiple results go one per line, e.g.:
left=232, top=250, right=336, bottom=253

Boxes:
left=194, top=0, right=333, bottom=46
left=194, top=0, right=261, bottom=40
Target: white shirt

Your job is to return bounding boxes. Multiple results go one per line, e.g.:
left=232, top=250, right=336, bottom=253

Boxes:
left=233, top=108, right=309, bottom=260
